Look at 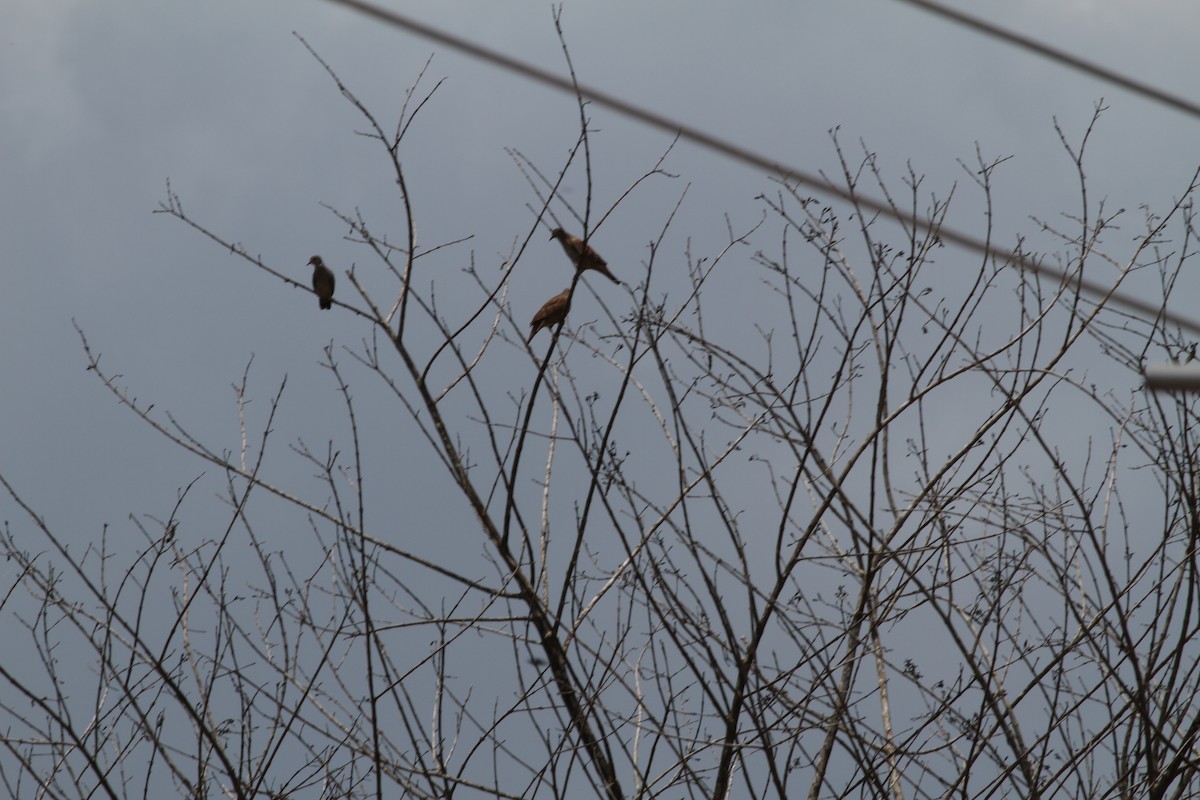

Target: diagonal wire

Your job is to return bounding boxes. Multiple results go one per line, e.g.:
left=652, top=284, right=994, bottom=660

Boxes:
left=322, top=0, right=1200, bottom=336
left=896, top=0, right=1200, bottom=120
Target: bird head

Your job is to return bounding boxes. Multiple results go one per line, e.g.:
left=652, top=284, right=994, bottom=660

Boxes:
left=549, top=227, right=565, bottom=241
left=308, top=255, right=323, bottom=267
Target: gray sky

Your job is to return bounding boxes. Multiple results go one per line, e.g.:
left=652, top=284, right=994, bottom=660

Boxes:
left=2, top=0, right=1199, bottom=603
left=5, top=3, right=1200, bottom=794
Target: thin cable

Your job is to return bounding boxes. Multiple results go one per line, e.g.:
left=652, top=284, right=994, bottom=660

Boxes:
left=896, top=0, right=1200, bottom=120
left=322, top=0, right=1200, bottom=336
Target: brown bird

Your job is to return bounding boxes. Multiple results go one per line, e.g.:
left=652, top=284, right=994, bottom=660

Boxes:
left=550, top=227, right=619, bottom=284
left=528, top=288, right=572, bottom=343
left=308, top=255, right=335, bottom=310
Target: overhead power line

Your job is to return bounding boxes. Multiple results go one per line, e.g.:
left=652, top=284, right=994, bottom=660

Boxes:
left=1144, top=363, right=1200, bottom=391
left=896, top=0, right=1200, bottom=121
left=322, top=0, right=1200, bottom=336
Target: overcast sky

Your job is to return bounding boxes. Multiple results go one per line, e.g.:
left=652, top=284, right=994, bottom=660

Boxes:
left=5, top=5, right=1200, bottom=796
left=3, top=0, right=1199, bottom=587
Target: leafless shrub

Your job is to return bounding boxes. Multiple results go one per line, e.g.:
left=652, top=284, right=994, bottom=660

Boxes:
left=3, top=33, right=1200, bottom=800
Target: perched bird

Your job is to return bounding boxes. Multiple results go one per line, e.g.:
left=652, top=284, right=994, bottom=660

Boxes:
left=528, top=288, right=572, bottom=343
left=550, top=227, right=619, bottom=284
left=308, top=255, right=335, bottom=310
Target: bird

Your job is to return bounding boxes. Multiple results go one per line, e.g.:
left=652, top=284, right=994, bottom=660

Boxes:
left=550, top=227, right=619, bottom=284
left=308, top=256, right=335, bottom=309
left=528, top=288, right=572, bottom=343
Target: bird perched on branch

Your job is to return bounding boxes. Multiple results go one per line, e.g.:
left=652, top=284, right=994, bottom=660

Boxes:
left=528, top=288, right=572, bottom=342
left=307, top=255, right=335, bottom=310
left=550, top=227, right=618, bottom=284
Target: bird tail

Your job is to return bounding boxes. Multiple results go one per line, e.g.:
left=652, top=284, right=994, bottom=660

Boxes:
left=320, top=298, right=332, bottom=310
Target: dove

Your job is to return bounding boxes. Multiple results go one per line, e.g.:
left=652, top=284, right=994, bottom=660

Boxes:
left=550, top=228, right=618, bottom=284
left=308, top=256, right=335, bottom=310
left=528, top=288, right=572, bottom=342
